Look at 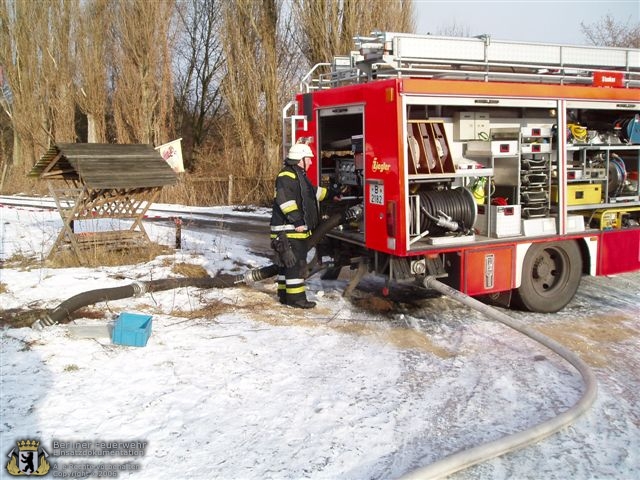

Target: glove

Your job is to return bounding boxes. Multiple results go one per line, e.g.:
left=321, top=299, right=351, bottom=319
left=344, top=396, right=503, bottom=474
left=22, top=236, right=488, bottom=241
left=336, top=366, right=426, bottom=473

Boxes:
left=281, top=247, right=296, bottom=269
left=271, top=233, right=297, bottom=268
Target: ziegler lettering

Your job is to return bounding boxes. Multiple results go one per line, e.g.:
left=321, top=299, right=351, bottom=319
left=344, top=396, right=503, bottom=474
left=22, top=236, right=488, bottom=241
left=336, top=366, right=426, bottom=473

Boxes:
left=372, top=159, right=391, bottom=173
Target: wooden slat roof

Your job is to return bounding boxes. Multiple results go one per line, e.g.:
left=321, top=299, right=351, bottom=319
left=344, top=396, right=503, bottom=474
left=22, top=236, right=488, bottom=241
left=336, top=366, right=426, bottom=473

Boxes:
left=29, top=143, right=178, bottom=189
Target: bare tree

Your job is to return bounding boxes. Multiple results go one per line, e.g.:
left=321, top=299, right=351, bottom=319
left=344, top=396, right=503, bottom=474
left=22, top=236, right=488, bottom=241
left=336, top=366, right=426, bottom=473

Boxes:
left=76, top=0, right=112, bottom=143
left=436, top=19, right=471, bottom=37
left=1, top=0, right=179, bottom=185
left=0, top=66, right=11, bottom=189
left=0, top=0, right=51, bottom=173
left=42, top=0, right=77, bottom=143
left=220, top=0, right=301, bottom=185
left=0, top=0, right=78, bottom=175
left=292, top=0, right=415, bottom=66
left=173, top=0, right=225, bottom=169
left=581, top=14, right=640, bottom=48
left=111, top=0, right=176, bottom=145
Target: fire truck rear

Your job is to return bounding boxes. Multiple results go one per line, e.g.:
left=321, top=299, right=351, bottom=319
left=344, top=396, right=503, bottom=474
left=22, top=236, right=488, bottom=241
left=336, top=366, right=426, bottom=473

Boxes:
left=282, top=32, right=640, bottom=313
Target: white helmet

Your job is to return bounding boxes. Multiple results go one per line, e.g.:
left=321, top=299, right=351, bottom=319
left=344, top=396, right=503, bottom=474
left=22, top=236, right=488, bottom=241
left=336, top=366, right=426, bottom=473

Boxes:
left=287, top=143, right=314, bottom=161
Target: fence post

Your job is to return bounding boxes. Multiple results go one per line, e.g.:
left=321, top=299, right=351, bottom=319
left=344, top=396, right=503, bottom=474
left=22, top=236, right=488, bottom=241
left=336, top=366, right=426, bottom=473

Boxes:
left=173, top=217, right=182, bottom=249
left=228, top=174, right=233, bottom=205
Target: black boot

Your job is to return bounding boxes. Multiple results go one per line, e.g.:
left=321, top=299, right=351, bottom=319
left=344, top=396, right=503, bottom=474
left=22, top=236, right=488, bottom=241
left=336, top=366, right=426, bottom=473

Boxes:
left=287, top=299, right=316, bottom=309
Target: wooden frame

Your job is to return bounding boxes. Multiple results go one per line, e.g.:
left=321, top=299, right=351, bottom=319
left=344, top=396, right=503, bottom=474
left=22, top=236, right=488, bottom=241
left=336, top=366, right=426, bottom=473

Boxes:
left=29, top=144, right=177, bottom=264
left=47, top=181, right=161, bottom=262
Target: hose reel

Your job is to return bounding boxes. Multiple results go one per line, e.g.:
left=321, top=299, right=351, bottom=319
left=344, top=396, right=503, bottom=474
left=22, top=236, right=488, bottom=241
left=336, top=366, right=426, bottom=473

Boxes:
left=418, top=187, right=477, bottom=236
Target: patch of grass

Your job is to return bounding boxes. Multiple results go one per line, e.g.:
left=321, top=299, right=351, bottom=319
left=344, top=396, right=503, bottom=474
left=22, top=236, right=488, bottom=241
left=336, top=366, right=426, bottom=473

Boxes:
left=0, top=308, right=50, bottom=329
left=0, top=253, right=40, bottom=270
left=73, top=308, right=109, bottom=320
left=169, top=301, right=232, bottom=320
left=48, top=243, right=172, bottom=268
left=351, top=294, right=396, bottom=313
left=171, top=263, right=209, bottom=278
left=168, top=290, right=277, bottom=321
left=64, top=364, right=79, bottom=372
left=1, top=243, right=172, bottom=270
left=0, top=307, right=107, bottom=329
left=0, top=282, right=7, bottom=294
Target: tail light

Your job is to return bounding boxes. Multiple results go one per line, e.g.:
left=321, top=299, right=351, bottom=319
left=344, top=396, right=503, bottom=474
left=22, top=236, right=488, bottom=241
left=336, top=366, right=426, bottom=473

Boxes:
left=386, top=201, right=396, bottom=237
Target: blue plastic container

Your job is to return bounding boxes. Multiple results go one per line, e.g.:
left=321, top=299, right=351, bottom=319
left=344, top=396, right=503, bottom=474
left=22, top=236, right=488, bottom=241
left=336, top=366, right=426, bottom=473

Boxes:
left=112, top=313, right=153, bottom=347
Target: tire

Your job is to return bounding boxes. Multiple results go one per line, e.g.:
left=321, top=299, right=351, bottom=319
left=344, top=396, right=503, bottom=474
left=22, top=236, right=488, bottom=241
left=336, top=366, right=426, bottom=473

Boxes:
left=513, top=240, right=582, bottom=313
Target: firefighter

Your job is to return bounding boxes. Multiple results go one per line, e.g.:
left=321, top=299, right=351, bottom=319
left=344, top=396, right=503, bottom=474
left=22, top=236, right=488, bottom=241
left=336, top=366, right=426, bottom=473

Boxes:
left=270, top=143, right=337, bottom=309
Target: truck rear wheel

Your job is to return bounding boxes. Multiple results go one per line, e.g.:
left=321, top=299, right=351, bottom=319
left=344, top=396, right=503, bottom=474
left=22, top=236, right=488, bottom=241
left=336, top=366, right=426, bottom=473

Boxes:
left=514, top=240, right=582, bottom=313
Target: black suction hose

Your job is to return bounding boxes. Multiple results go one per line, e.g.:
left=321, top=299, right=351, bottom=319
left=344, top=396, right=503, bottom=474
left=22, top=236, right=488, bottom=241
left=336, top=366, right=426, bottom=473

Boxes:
left=308, top=212, right=346, bottom=248
left=33, top=212, right=351, bottom=329
left=237, top=211, right=346, bottom=284
left=40, top=284, right=145, bottom=328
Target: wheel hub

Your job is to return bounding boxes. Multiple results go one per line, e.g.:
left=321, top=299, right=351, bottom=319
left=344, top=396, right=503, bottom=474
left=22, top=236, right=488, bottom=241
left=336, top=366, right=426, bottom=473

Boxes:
left=533, top=253, right=555, bottom=283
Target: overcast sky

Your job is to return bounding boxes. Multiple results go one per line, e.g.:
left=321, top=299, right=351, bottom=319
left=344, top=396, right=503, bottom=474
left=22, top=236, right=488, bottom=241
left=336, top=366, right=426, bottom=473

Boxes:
left=414, top=0, right=639, bottom=45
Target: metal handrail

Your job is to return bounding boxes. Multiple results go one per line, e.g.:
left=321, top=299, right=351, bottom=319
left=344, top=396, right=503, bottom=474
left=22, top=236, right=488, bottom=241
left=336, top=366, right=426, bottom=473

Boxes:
left=300, top=32, right=640, bottom=91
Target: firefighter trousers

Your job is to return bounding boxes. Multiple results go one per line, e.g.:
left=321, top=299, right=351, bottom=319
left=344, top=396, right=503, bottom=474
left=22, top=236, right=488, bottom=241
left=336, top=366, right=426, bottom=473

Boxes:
left=277, top=237, right=309, bottom=305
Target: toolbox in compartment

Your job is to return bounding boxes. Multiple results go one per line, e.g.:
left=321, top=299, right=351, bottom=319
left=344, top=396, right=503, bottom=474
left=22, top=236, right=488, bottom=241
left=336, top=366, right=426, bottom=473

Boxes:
left=521, top=142, right=551, bottom=154
left=491, top=140, right=518, bottom=155
left=476, top=204, right=521, bottom=237
left=552, top=183, right=602, bottom=205
left=521, top=126, right=553, bottom=137
left=522, top=217, right=557, bottom=236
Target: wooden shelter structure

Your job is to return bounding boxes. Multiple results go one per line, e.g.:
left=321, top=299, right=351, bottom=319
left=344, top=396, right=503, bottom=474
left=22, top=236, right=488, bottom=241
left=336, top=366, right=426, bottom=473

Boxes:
left=29, top=143, right=178, bottom=262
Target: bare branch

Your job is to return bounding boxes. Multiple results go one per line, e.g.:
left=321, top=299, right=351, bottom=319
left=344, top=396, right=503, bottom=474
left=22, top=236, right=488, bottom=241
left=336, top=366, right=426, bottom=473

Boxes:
left=580, top=13, right=640, bottom=48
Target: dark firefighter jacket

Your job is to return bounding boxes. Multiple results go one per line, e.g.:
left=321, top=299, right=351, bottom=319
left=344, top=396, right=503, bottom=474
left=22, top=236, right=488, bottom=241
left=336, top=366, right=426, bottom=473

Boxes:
left=270, top=164, right=328, bottom=239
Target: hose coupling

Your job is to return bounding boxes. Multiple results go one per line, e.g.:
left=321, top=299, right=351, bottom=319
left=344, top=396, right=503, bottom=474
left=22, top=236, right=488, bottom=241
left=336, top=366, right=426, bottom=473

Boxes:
left=131, top=281, right=147, bottom=297
left=242, top=267, right=266, bottom=283
left=32, top=315, right=56, bottom=330
left=434, top=210, right=460, bottom=231
left=344, top=205, right=363, bottom=222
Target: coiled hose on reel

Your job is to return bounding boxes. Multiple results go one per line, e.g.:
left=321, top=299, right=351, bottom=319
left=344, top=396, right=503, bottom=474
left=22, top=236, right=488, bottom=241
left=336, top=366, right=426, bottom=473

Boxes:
left=418, top=187, right=477, bottom=236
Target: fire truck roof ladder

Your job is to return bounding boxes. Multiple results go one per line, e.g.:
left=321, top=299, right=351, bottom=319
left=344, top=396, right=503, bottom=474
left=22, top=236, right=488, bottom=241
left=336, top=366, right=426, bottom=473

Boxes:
left=302, top=31, right=640, bottom=91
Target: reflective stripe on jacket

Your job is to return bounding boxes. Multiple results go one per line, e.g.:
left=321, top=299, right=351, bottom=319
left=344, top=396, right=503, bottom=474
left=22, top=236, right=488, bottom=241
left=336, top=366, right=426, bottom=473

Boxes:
left=270, top=164, right=327, bottom=238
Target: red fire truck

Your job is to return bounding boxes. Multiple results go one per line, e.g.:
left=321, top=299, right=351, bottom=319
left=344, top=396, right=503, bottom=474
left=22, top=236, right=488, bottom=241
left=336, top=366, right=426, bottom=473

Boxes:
left=282, top=32, right=640, bottom=313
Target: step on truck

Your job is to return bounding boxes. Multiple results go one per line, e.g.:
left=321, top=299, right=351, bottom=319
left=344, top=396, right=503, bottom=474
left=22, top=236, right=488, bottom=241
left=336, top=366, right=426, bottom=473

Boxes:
left=282, top=32, right=640, bottom=313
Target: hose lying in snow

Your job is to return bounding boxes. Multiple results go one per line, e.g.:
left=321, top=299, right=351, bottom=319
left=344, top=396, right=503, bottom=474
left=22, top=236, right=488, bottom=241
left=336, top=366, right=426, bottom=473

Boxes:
left=32, top=212, right=350, bottom=330
left=399, top=276, right=598, bottom=480
left=32, top=271, right=268, bottom=329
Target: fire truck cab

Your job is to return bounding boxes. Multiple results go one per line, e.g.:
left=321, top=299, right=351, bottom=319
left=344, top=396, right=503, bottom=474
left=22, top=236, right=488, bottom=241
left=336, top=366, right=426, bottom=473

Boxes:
left=283, top=32, right=640, bottom=313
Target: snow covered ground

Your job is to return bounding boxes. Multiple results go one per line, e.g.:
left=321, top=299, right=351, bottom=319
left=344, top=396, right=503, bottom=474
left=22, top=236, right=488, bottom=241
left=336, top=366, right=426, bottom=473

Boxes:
left=1, top=200, right=639, bottom=479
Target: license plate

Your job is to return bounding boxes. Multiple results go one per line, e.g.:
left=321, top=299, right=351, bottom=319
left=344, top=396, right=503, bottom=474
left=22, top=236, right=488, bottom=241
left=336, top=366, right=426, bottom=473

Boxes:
left=370, top=183, right=384, bottom=205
